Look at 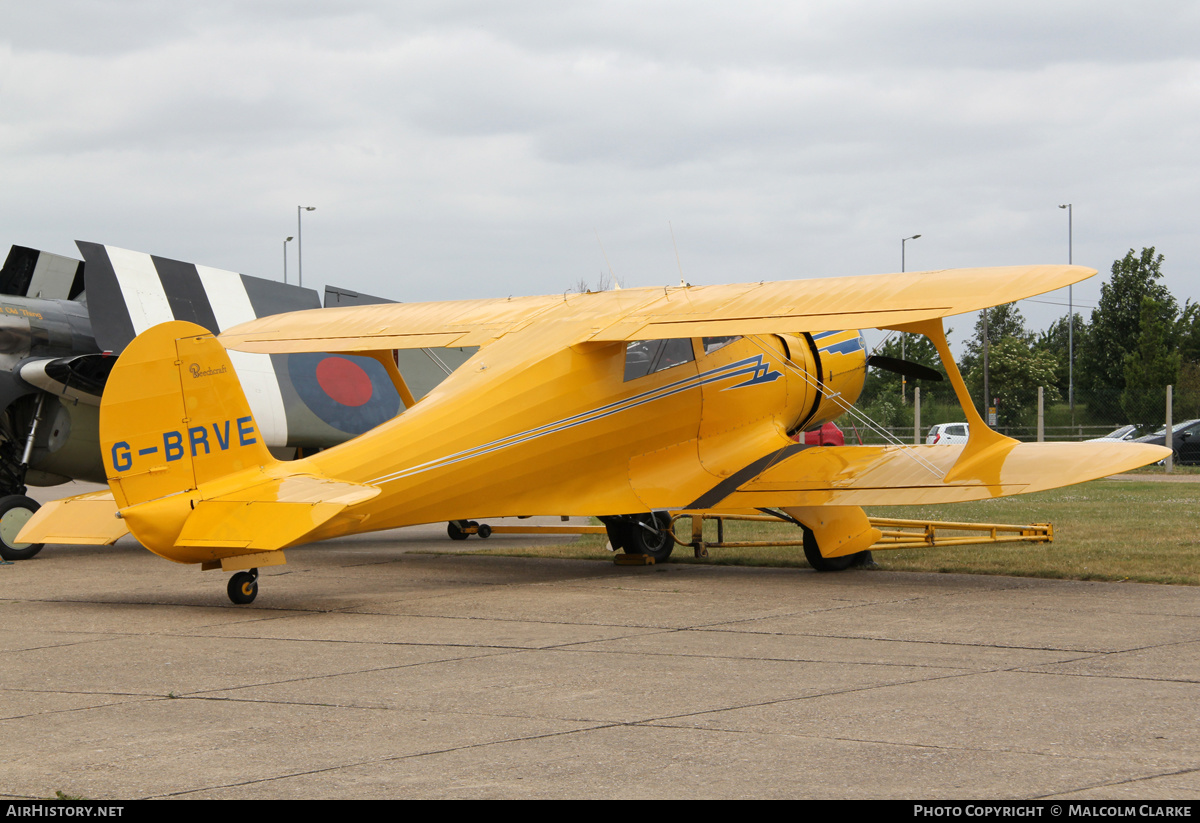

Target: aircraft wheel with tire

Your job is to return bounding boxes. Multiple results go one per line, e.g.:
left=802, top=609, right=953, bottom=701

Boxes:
left=447, top=521, right=470, bottom=541
left=227, top=570, right=258, bottom=604
left=802, top=527, right=866, bottom=572
left=623, top=513, right=674, bottom=561
left=0, top=495, right=43, bottom=561
left=477, top=523, right=492, bottom=539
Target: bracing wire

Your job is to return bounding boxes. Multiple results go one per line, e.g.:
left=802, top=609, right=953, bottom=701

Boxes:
left=745, top=335, right=947, bottom=480
left=420, top=347, right=454, bottom=376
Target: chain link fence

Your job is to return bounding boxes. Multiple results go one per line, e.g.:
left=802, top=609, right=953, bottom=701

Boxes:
left=848, top=383, right=1184, bottom=446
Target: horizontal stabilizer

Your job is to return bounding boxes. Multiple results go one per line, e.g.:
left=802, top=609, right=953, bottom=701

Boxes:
left=704, top=441, right=1171, bottom=509
left=18, top=491, right=129, bottom=545
left=171, top=475, right=380, bottom=552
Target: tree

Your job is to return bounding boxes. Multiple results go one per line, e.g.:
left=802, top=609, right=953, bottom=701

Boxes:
left=959, top=303, right=1032, bottom=379
left=964, top=337, right=1060, bottom=428
left=1176, top=362, right=1200, bottom=420
left=1120, top=296, right=1181, bottom=427
left=1033, top=313, right=1087, bottom=402
left=1078, top=248, right=1177, bottom=400
left=571, top=273, right=613, bottom=294
left=1178, top=301, right=1200, bottom=366
left=1176, top=301, right=1200, bottom=420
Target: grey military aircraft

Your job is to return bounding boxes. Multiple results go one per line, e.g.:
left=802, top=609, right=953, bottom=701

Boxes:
left=0, top=242, right=472, bottom=560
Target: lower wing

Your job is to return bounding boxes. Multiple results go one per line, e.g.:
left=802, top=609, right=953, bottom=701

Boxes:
left=697, top=440, right=1170, bottom=509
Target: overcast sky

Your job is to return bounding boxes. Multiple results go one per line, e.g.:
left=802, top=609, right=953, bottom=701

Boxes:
left=3, top=1, right=1198, bottom=353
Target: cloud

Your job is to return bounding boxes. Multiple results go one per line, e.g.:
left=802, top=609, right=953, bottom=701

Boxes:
left=1, top=1, right=1197, bottom=343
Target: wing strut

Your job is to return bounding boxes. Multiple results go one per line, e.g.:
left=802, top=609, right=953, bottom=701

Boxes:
left=887, top=317, right=1017, bottom=483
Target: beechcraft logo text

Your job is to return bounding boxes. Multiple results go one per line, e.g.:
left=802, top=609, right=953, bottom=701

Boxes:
left=188, top=363, right=228, bottom=378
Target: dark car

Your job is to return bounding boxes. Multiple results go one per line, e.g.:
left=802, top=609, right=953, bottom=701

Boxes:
left=1134, top=418, right=1200, bottom=465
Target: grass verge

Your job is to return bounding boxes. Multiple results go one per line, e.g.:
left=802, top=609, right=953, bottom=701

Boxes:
left=1119, top=464, right=1200, bottom=475
left=460, top=480, right=1200, bottom=585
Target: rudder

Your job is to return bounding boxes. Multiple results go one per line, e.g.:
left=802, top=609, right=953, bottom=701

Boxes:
left=101, top=320, right=276, bottom=509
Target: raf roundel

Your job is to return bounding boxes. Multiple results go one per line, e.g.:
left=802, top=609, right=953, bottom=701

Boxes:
left=315, top=356, right=373, bottom=407
left=287, top=353, right=401, bottom=434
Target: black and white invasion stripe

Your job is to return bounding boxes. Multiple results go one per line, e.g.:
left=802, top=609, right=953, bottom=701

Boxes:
left=77, top=242, right=323, bottom=447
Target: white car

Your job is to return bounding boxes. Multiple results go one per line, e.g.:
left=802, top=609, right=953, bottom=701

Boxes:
left=1087, top=424, right=1139, bottom=442
left=926, top=422, right=969, bottom=445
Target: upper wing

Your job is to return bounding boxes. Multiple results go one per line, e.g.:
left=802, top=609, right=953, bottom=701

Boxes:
left=584, top=265, right=1094, bottom=342
left=220, top=293, right=576, bottom=352
left=218, top=265, right=1094, bottom=354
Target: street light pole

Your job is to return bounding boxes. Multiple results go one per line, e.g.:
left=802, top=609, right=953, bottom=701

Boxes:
left=900, top=234, right=921, bottom=403
left=1059, top=203, right=1073, bottom=421
left=983, top=308, right=989, bottom=421
left=283, top=236, right=293, bottom=284
left=298, top=206, right=316, bottom=287
left=902, top=234, right=920, bottom=274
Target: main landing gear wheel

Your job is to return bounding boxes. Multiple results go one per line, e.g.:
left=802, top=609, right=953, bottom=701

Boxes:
left=623, top=512, right=674, bottom=562
left=227, top=569, right=259, bottom=604
left=0, top=495, right=43, bottom=561
left=448, top=520, right=491, bottom=539
left=802, top=528, right=871, bottom=572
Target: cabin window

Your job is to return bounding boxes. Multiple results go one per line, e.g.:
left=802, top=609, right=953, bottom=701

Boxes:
left=702, top=336, right=740, bottom=354
left=624, top=338, right=695, bottom=381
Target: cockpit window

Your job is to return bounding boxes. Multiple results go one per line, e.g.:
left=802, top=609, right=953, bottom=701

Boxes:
left=702, top=336, right=740, bottom=354
left=624, top=338, right=695, bottom=381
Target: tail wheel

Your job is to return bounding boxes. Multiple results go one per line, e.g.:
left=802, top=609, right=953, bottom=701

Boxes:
left=0, top=495, right=43, bottom=561
left=447, top=521, right=470, bottom=541
left=227, top=570, right=259, bottom=604
left=623, top=513, right=674, bottom=561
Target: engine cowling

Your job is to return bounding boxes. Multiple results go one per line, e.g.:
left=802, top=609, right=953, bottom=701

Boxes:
left=779, top=330, right=867, bottom=433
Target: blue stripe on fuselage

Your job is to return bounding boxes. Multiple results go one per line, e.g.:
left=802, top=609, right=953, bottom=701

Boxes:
left=818, top=337, right=864, bottom=355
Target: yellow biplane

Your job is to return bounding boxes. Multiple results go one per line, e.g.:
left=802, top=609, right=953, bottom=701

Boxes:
left=20, top=264, right=1169, bottom=603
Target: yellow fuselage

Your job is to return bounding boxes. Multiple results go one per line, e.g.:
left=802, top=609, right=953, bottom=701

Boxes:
left=288, top=330, right=864, bottom=546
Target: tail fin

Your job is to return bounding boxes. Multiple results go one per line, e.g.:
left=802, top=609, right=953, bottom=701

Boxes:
left=94, top=321, right=378, bottom=563
left=21, top=320, right=379, bottom=562
left=0, top=245, right=85, bottom=300
left=100, top=320, right=276, bottom=509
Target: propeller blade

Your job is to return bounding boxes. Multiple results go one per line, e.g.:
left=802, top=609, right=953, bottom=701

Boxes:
left=867, top=355, right=943, bottom=382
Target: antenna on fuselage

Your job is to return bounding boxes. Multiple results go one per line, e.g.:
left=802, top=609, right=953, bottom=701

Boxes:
left=670, top=221, right=689, bottom=287
left=595, top=230, right=622, bottom=290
